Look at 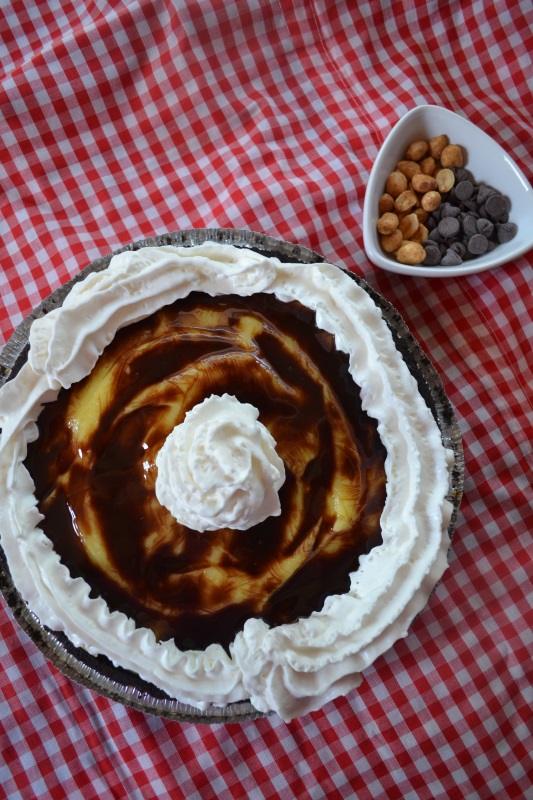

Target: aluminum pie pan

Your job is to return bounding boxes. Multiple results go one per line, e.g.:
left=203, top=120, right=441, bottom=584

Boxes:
left=0, top=228, right=464, bottom=723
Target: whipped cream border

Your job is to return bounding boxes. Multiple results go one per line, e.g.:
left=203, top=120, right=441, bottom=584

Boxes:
left=0, top=243, right=453, bottom=721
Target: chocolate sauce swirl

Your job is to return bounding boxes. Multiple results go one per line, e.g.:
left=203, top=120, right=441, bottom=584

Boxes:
left=25, top=293, right=387, bottom=651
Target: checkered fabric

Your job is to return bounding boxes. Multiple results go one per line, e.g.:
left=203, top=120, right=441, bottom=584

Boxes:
left=1, top=1, right=532, bottom=798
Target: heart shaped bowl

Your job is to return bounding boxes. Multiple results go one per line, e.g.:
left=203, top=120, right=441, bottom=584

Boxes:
left=363, top=104, right=533, bottom=278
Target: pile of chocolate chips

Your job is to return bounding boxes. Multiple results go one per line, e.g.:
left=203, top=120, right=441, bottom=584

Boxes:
left=423, top=168, right=517, bottom=267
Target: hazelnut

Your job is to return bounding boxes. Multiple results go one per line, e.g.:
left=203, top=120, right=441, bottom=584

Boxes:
left=396, top=160, right=422, bottom=180
left=404, top=140, right=429, bottom=161
left=378, top=193, right=395, bottom=214
left=410, top=223, right=429, bottom=243
left=414, top=207, right=429, bottom=224
left=411, top=173, right=438, bottom=193
left=386, top=171, right=408, bottom=197
left=398, top=213, right=419, bottom=239
left=421, top=190, right=442, bottom=211
left=380, top=230, right=404, bottom=252
left=428, top=134, right=448, bottom=159
left=419, top=156, right=436, bottom=175
left=440, top=144, right=464, bottom=168
left=377, top=212, right=400, bottom=235
left=394, top=189, right=418, bottom=213
left=396, top=242, right=426, bottom=265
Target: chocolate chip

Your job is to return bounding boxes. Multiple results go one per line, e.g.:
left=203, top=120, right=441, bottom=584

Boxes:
left=441, top=202, right=460, bottom=218
left=440, top=248, right=463, bottom=266
left=462, top=215, right=478, bottom=237
left=430, top=205, right=443, bottom=221
left=496, top=222, right=518, bottom=243
left=467, top=233, right=489, bottom=254
left=438, top=217, right=460, bottom=238
left=477, top=184, right=496, bottom=205
left=423, top=244, right=441, bottom=266
left=485, top=193, right=507, bottom=220
left=476, top=218, right=494, bottom=237
left=428, top=227, right=442, bottom=243
left=455, top=180, right=475, bottom=201
left=450, top=241, right=466, bottom=258
left=453, top=167, right=470, bottom=182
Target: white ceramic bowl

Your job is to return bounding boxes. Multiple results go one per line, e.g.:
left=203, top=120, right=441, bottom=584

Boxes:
left=363, top=104, right=533, bottom=277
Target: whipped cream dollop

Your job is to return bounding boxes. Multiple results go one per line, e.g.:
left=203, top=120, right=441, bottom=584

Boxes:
left=0, top=242, right=455, bottom=722
left=155, top=394, right=285, bottom=532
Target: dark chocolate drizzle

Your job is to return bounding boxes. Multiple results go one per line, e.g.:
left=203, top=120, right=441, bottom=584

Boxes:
left=25, top=293, right=387, bottom=651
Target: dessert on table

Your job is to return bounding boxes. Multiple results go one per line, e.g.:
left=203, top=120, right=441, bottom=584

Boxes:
left=0, top=232, right=461, bottom=722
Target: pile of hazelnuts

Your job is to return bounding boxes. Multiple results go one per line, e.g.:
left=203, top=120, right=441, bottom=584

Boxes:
left=377, top=135, right=464, bottom=265
left=376, top=134, right=516, bottom=267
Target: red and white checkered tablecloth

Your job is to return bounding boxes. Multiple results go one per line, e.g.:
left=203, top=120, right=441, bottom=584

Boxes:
left=0, top=1, right=532, bottom=797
